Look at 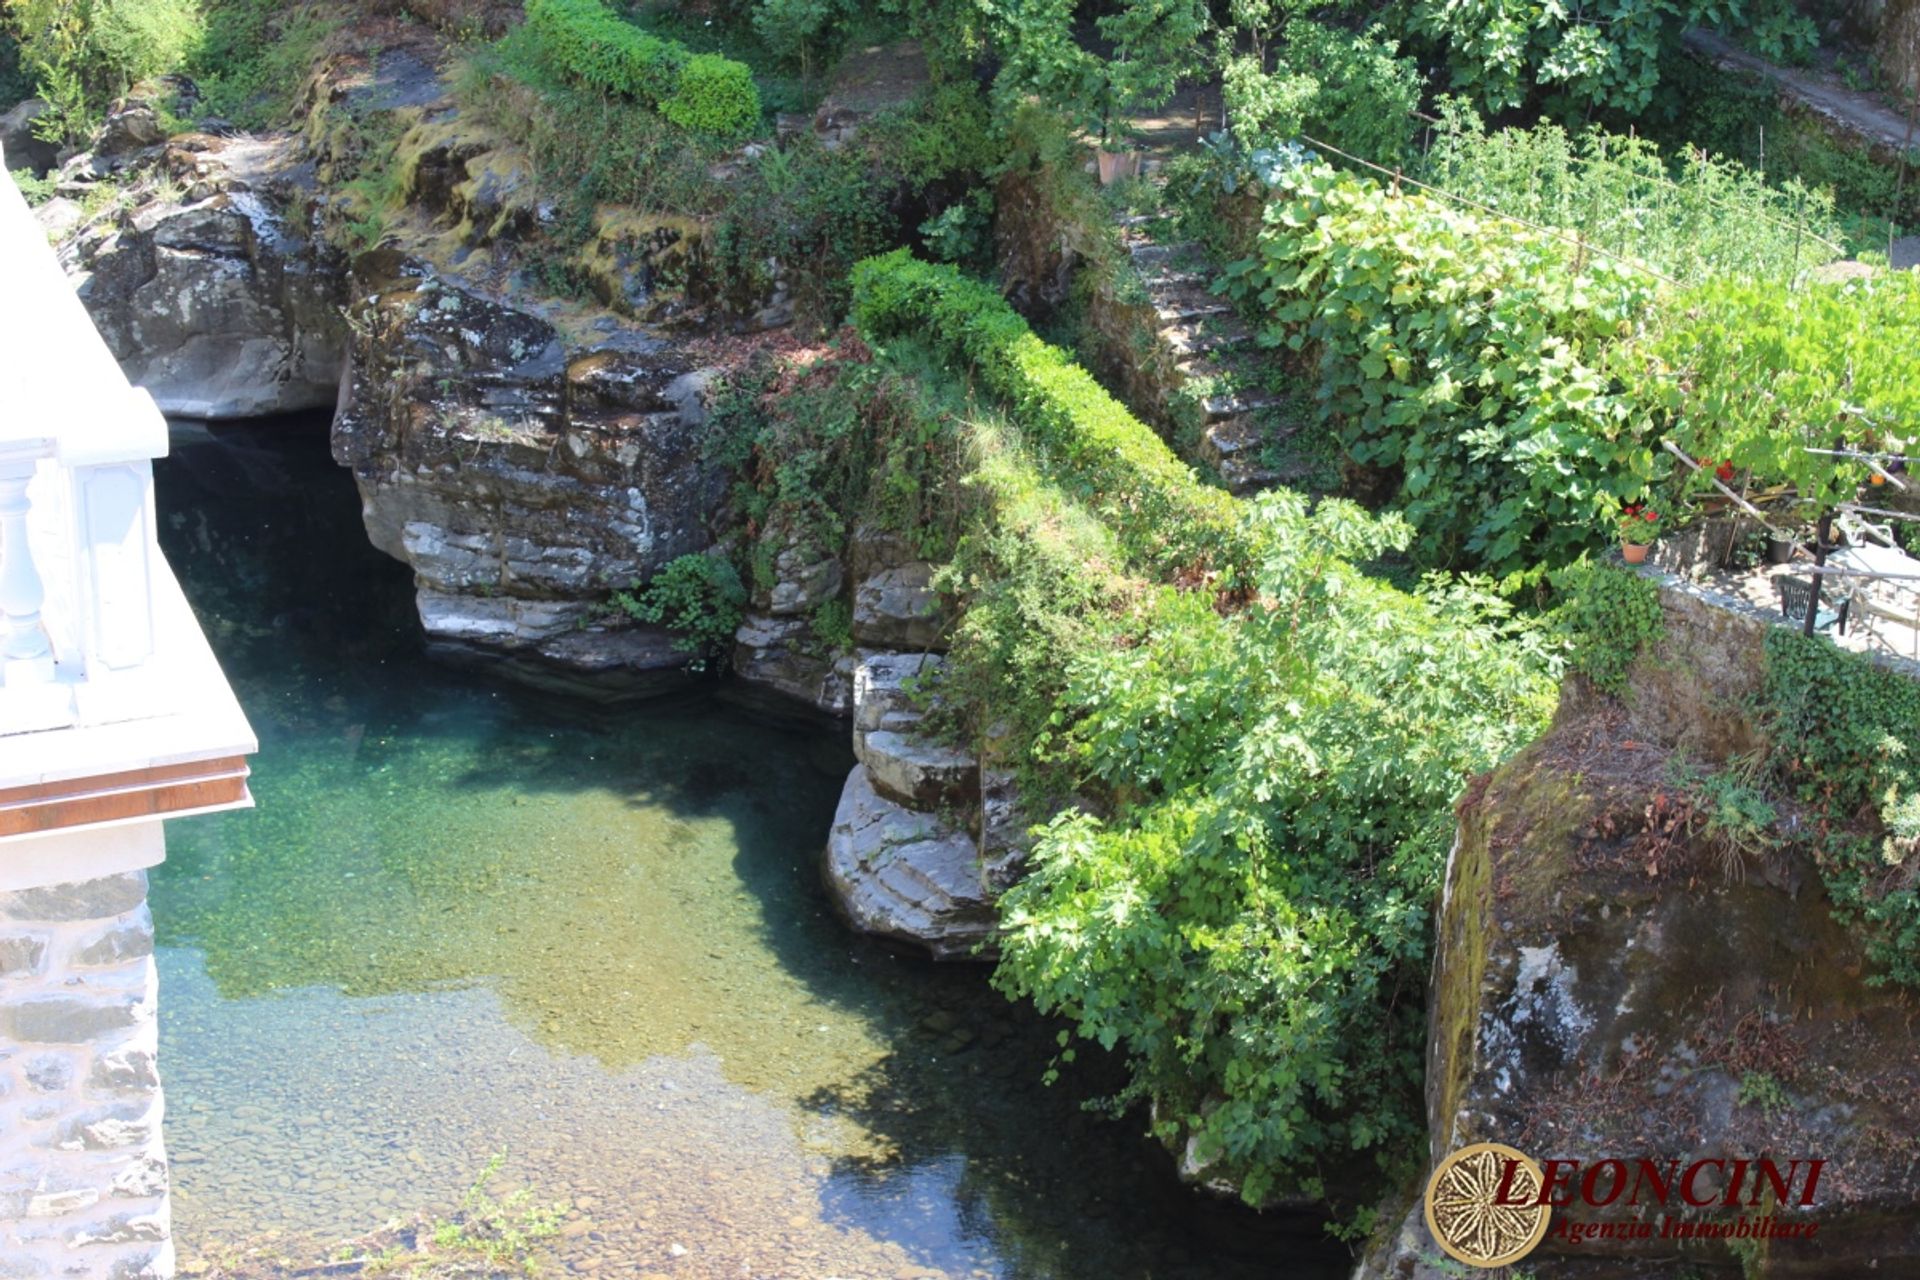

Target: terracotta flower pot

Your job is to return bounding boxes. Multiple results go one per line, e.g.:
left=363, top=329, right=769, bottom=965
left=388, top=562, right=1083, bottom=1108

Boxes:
left=1622, top=541, right=1650, bottom=565
left=1096, top=148, right=1139, bottom=185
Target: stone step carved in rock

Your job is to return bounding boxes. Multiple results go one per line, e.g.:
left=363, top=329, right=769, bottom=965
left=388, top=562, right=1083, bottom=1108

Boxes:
left=850, top=562, right=948, bottom=651
left=856, top=728, right=979, bottom=808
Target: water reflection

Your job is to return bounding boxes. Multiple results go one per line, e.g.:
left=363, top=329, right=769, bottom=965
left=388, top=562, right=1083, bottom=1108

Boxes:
left=152, top=419, right=1344, bottom=1277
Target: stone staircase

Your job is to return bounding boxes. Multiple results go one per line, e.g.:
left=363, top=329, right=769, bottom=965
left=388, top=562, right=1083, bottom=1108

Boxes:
left=1117, top=215, right=1300, bottom=495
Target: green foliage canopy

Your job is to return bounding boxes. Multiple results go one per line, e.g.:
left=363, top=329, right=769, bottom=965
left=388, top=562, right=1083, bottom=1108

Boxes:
left=994, top=493, right=1555, bottom=1208
left=1217, top=162, right=1660, bottom=577
left=1222, top=21, right=1420, bottom=165
left=4, top=0, right=201, bottom=139
left=1633, top=272, right=1920, bottom=512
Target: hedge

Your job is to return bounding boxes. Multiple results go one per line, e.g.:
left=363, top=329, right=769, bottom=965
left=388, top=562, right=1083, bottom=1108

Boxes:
left=523, top=0, right=759, bottom=138
left=849, top=250, right=1251, bottom=576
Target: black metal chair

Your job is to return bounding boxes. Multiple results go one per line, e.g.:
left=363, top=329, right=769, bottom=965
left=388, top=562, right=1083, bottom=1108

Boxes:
left=1776, top=575, right=1851, bottom=635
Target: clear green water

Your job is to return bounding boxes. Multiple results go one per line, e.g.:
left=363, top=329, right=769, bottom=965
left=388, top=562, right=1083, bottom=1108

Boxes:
left=152, top=421, right=1342, bottom=1277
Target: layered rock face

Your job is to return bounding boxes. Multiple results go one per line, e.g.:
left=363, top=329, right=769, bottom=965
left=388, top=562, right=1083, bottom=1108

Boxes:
left=331, top=256, right=726, bottom=659
left=822, top=648, right=1029, bottom=961
left=737, top=523, right=1026, bottom=959
left=43, top=66, right=737, bottom=685
left=51, top=127, right=348, bottom=420
left=1360, top=587, right=1920, bottom=1279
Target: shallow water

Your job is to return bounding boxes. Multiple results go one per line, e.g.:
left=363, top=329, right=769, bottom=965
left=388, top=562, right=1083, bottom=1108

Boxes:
left=152, top=420, right=1343, bottom=1278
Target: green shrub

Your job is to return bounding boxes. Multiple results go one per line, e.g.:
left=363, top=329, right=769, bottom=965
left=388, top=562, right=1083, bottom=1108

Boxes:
left=523, top=0, right=758, bottom=137
left=1217, top=163, right=1660, bottom=577
left=525, top=0, right=681, bottom=99
left=1548, top=559, right=1664, bottom=695
left=660, top=51, right=759, bottom=137
left=994, top=490, right=1555, bottom=1212
left=613, top=554, right=747, bottom=671
left=4, top=0, right=202, bottom=140
left=1762, top=629, right=1920, bottom=985
left=850, top=250, right=1249, bottom=577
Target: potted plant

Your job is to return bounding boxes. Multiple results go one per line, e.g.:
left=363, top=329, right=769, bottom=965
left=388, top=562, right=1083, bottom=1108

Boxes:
left=1082, top=0, right=1207, bottom=184
left=1619, top=503, right=1660, bottom=564
left=1766, top=529, right=1798, bottom=564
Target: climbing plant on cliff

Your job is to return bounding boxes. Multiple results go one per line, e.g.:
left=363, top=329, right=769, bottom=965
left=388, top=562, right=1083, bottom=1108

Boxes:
left=1762, top=630, right=1920, bottom=987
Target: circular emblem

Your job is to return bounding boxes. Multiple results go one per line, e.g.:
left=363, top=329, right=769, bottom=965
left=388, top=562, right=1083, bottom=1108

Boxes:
left=1423, top=1142, right=1553, bottom=1269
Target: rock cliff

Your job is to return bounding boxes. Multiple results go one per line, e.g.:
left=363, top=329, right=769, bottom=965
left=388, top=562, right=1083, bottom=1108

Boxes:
left=1359, top=586, right=1920, bottom=1279
left=39, top=55, right=734, bottom=687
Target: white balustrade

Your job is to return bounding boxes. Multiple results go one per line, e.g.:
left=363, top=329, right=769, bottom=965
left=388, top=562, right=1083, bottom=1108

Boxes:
left=0, top=142, right=243, bottom=763
left=0, top=459, right=53, bottom=682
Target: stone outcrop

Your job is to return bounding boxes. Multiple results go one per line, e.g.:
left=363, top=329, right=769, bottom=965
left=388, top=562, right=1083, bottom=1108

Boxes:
left=822, top=647, right=1030, bottom=960
left=331, top=257, right=728, bottom=653
left=1359, top=586, right=1920, bottom=1278
left=850, top=562, right=949, bottom=650
left=40, top=51, right=757, bottom=695
left=731, top=613, right=855, bottom=716
left=823, top=765, right=998, bottom=961
left=49, top=126, right=348, bottom=420
left=0, top=872, right=172, bottom=1278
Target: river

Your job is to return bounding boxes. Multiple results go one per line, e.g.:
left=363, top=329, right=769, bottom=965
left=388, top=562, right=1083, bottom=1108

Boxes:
left=150, top=417, right=1343, bottom=1278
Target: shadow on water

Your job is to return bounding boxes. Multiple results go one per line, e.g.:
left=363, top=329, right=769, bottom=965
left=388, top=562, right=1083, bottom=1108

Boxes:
left=153, top=416, right=1349, bottom=1278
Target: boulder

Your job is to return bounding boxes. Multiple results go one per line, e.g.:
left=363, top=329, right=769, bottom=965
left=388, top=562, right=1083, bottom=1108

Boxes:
left=823, top=765, right=998, bottom=961
left=851, top=562, right=948, bottom=650
left=856, top=729, right=977, bottom=808
left=846, top=649, right=974, bottom=805
left=1, top=98, right=57, bottom=177
left=851, top=650, right=945, bottom=734
left=846, top=522, right=917, bottom=584
left=94, top=100, right=167, bottom=158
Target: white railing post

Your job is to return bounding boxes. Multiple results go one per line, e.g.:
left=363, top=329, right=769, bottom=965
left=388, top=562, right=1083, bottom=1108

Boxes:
left=0, top=459, right=54, bottom=685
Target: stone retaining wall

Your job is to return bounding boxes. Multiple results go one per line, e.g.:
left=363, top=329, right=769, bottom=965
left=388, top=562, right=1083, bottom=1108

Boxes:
left=0, top=871, right=170, bottom=1279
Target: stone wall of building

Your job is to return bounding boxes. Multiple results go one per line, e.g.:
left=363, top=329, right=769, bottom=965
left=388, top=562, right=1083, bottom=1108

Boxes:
left=0, top=870, right=171, bottom=1279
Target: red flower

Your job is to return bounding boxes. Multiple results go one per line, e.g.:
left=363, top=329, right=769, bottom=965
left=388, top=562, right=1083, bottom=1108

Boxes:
left=1715, top=459, right=1735, bottom=482
left=1643, top=510, right=1658, bottom=522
